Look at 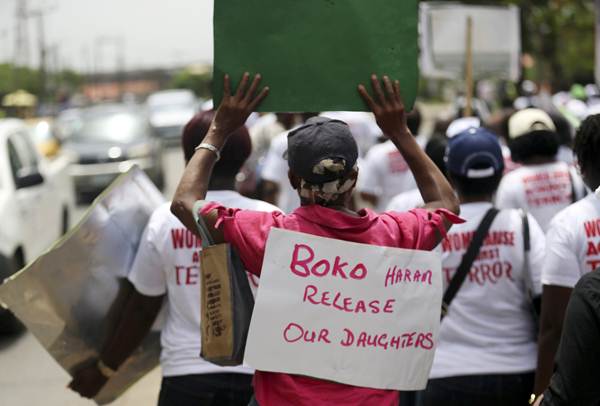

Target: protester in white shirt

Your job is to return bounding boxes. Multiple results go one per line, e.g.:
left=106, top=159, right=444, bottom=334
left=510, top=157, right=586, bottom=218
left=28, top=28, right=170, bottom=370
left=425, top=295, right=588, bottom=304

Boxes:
left=319, top=111, right=381, bottom=157
left=357, top=108, right=423, bottom=211
left=387, top=135, right=448, bottom=212
left=549, top=111, right=576, bottom=165
left=259, top=129, right=300, bottom=213
left=69, top=110, right=279, bottom=406
left=249, top=113, right=298, bottom=165
left=422, top=127, right=545, bottom=406
left=495, top=108, right=586, bottom=232
left=533, top=114, right=600, bottom=398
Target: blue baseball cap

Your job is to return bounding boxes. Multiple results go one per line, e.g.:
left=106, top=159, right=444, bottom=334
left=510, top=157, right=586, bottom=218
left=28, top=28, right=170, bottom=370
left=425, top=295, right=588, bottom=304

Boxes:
left=446, top=127, right=504, bottom=178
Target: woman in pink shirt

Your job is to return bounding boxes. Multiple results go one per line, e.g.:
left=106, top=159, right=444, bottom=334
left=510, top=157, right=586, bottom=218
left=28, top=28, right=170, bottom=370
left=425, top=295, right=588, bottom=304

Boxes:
left=171, top=73, right=461, bottom=406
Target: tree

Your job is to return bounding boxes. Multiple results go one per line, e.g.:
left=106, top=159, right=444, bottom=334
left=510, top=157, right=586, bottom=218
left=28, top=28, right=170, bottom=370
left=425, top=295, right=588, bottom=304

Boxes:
left=169, top=68, right=212, bottom=99
left=0, top=63, right=83, bottom=105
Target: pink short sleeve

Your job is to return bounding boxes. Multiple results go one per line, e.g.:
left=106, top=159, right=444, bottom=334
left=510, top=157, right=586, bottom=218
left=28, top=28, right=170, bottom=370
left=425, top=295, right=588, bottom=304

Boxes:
left=384, top=208, right=463, bottom=251
left=199, top=202, right=280, bottom=275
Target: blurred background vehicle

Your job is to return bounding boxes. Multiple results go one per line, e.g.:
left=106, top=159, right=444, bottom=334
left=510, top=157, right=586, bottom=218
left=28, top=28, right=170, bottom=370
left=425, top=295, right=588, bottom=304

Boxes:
left=26, top=118, right=61, bottom=158
left=0, top=118, right=74, bottom=331
left=62, top=104, right=164, bottom=204
left=53, top=108, right=84, bottom=143
left=146, top=89, right=199, bottom=145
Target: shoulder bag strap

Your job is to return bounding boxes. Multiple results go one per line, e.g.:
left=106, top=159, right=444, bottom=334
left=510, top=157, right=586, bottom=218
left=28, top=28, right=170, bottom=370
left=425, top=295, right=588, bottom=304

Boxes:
left=192, top=200, right=215, bottom=249
left=441, top=207, right=500, bottom=320
left=521, top=209, right=530, bottom=252
left=520, top=209, right=539, bottom=318
left=568, top=167, right=578, bottom=204
left=520, top=209, right=534, bottom=295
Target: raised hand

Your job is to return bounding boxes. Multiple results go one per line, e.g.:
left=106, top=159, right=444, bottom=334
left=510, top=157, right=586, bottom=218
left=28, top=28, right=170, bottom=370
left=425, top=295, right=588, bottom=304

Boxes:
left=212, top=72, right=269, bottom=139
left=358, top=74, right=411, bottom=142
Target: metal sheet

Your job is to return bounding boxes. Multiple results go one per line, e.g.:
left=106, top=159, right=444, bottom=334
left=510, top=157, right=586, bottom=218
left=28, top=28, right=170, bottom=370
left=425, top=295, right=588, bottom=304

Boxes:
left=0, top=166, right=165, bottom=405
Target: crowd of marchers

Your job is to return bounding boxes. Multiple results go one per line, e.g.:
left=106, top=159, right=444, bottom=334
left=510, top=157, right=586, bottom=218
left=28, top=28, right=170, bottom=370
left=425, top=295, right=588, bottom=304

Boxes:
left=68, top=75, right=600, bottom=406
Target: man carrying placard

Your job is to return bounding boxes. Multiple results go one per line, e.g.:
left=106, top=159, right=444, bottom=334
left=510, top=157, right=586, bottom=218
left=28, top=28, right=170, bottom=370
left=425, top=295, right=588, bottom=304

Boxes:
left=170, top=72, right=461, bottom=406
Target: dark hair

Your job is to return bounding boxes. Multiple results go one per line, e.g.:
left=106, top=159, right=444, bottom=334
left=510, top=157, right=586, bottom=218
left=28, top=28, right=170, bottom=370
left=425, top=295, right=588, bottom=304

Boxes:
left=425, top=136, right=448, bottom=176
left=406, top=107, right=422, bottom=135
left=181, top=110, right=252, bottom=177
left=508, top=130, right=560, bottom=163
left=574, top=114, right=600, bottom=178
left=450, top=171, right=503, bottom=197
left=484, top=109, right=515, bottom=142
left=432, top=117, right=452, bottom=138
left=549, top=112, right=574, bottom=147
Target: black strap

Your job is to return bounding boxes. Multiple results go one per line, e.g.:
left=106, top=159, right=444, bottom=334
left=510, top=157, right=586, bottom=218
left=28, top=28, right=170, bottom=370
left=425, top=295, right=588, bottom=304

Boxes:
left=441, top=208, right=500, bottom=320
left=568, top=169, right=578, bottom=204
left=520, top=209, right=541, bottom=322
left=522, top=209, right=530, bottom=252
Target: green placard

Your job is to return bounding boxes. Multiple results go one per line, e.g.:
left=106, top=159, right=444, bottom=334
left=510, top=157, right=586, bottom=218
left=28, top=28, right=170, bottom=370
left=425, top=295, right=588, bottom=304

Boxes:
left=213, top=0, right=419, bottom=112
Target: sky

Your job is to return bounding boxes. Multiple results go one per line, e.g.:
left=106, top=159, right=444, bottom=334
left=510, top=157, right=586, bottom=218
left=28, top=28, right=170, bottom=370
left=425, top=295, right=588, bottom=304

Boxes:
left=0, top=0, right=214, bottom=72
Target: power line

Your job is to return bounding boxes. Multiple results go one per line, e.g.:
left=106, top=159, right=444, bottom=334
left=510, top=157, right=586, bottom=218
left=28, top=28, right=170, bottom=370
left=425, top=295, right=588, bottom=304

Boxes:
left=14, top=0, right=30, bottom=66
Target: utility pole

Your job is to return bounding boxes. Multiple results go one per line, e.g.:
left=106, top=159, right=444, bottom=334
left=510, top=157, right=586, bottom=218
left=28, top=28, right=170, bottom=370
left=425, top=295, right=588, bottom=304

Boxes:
left=0, top=29, right=8, bottom=63
left=14, top=0, right=30, bottom=68
left=28, top=3, right=57, bottom=104
left=94, top=36, right=126, bottom=101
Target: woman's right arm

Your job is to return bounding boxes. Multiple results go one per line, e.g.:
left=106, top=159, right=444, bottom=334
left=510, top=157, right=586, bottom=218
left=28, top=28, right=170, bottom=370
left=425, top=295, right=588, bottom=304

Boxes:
left=358, top=75, right=460, bottom=228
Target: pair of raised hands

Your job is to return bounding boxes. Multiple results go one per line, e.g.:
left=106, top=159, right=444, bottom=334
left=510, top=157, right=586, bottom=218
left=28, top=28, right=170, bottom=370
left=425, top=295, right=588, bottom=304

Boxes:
left=212, top=72, right=412, bottom=143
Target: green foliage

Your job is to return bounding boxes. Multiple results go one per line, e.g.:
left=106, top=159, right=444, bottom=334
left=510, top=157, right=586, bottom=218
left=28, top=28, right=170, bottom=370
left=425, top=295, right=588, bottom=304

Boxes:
left=0, top=63, right=83, bottom=101
left=0, top=64, right=42, bottom=96
left=169, top=69, right=212, bottom=98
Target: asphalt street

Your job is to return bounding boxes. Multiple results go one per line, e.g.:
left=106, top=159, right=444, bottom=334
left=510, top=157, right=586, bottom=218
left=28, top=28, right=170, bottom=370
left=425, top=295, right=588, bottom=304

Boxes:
left=0, top=146, right=185, bottom=406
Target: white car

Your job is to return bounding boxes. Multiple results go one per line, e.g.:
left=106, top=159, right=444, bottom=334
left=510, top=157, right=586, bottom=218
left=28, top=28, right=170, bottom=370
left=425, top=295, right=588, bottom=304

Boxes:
left=146, top=89, right=198, bottom=143
left=0, top=119, right=74, bottom=330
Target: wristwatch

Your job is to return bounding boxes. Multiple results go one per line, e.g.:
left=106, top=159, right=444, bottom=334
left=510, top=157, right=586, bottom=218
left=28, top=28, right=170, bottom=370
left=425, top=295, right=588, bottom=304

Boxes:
left=97, top=359, right=117, bottom=378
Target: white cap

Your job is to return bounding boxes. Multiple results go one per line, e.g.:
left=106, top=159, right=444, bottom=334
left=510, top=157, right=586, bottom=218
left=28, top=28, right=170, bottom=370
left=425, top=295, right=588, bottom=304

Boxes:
left=596, top=186, right=600, bottom=199
left=446, top=117, right=481, bottom=138
left=508, top=108, right=556, bottom=139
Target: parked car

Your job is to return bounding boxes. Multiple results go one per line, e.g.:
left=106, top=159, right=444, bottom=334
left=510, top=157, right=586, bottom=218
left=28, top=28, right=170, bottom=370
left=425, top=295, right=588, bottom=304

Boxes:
left=146, top=89, right=198, bottom=144
left=0, top=118, right=75, bottom=331
left=63, top=104, right=164, bottom=204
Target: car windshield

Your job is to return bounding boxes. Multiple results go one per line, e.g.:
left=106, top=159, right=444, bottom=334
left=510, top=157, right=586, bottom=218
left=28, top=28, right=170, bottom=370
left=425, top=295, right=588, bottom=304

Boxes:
left=72, top=112, right=148, bottom=143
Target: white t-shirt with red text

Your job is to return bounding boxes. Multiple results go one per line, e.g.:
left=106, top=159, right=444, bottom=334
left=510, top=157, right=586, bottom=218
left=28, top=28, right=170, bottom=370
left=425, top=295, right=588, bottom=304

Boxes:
left=542, top=193, right=600, bottom=288
left=260, top=131, right=300, bottom=214
left=495, top=162, right=586, bottom=232
left=386, top=188, right=424, bottom=212
left=128, top=192, right=279, bottom=377
left=430, top=202, right=545, bottom=379
left=357, top=140, right=423, bottom=212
